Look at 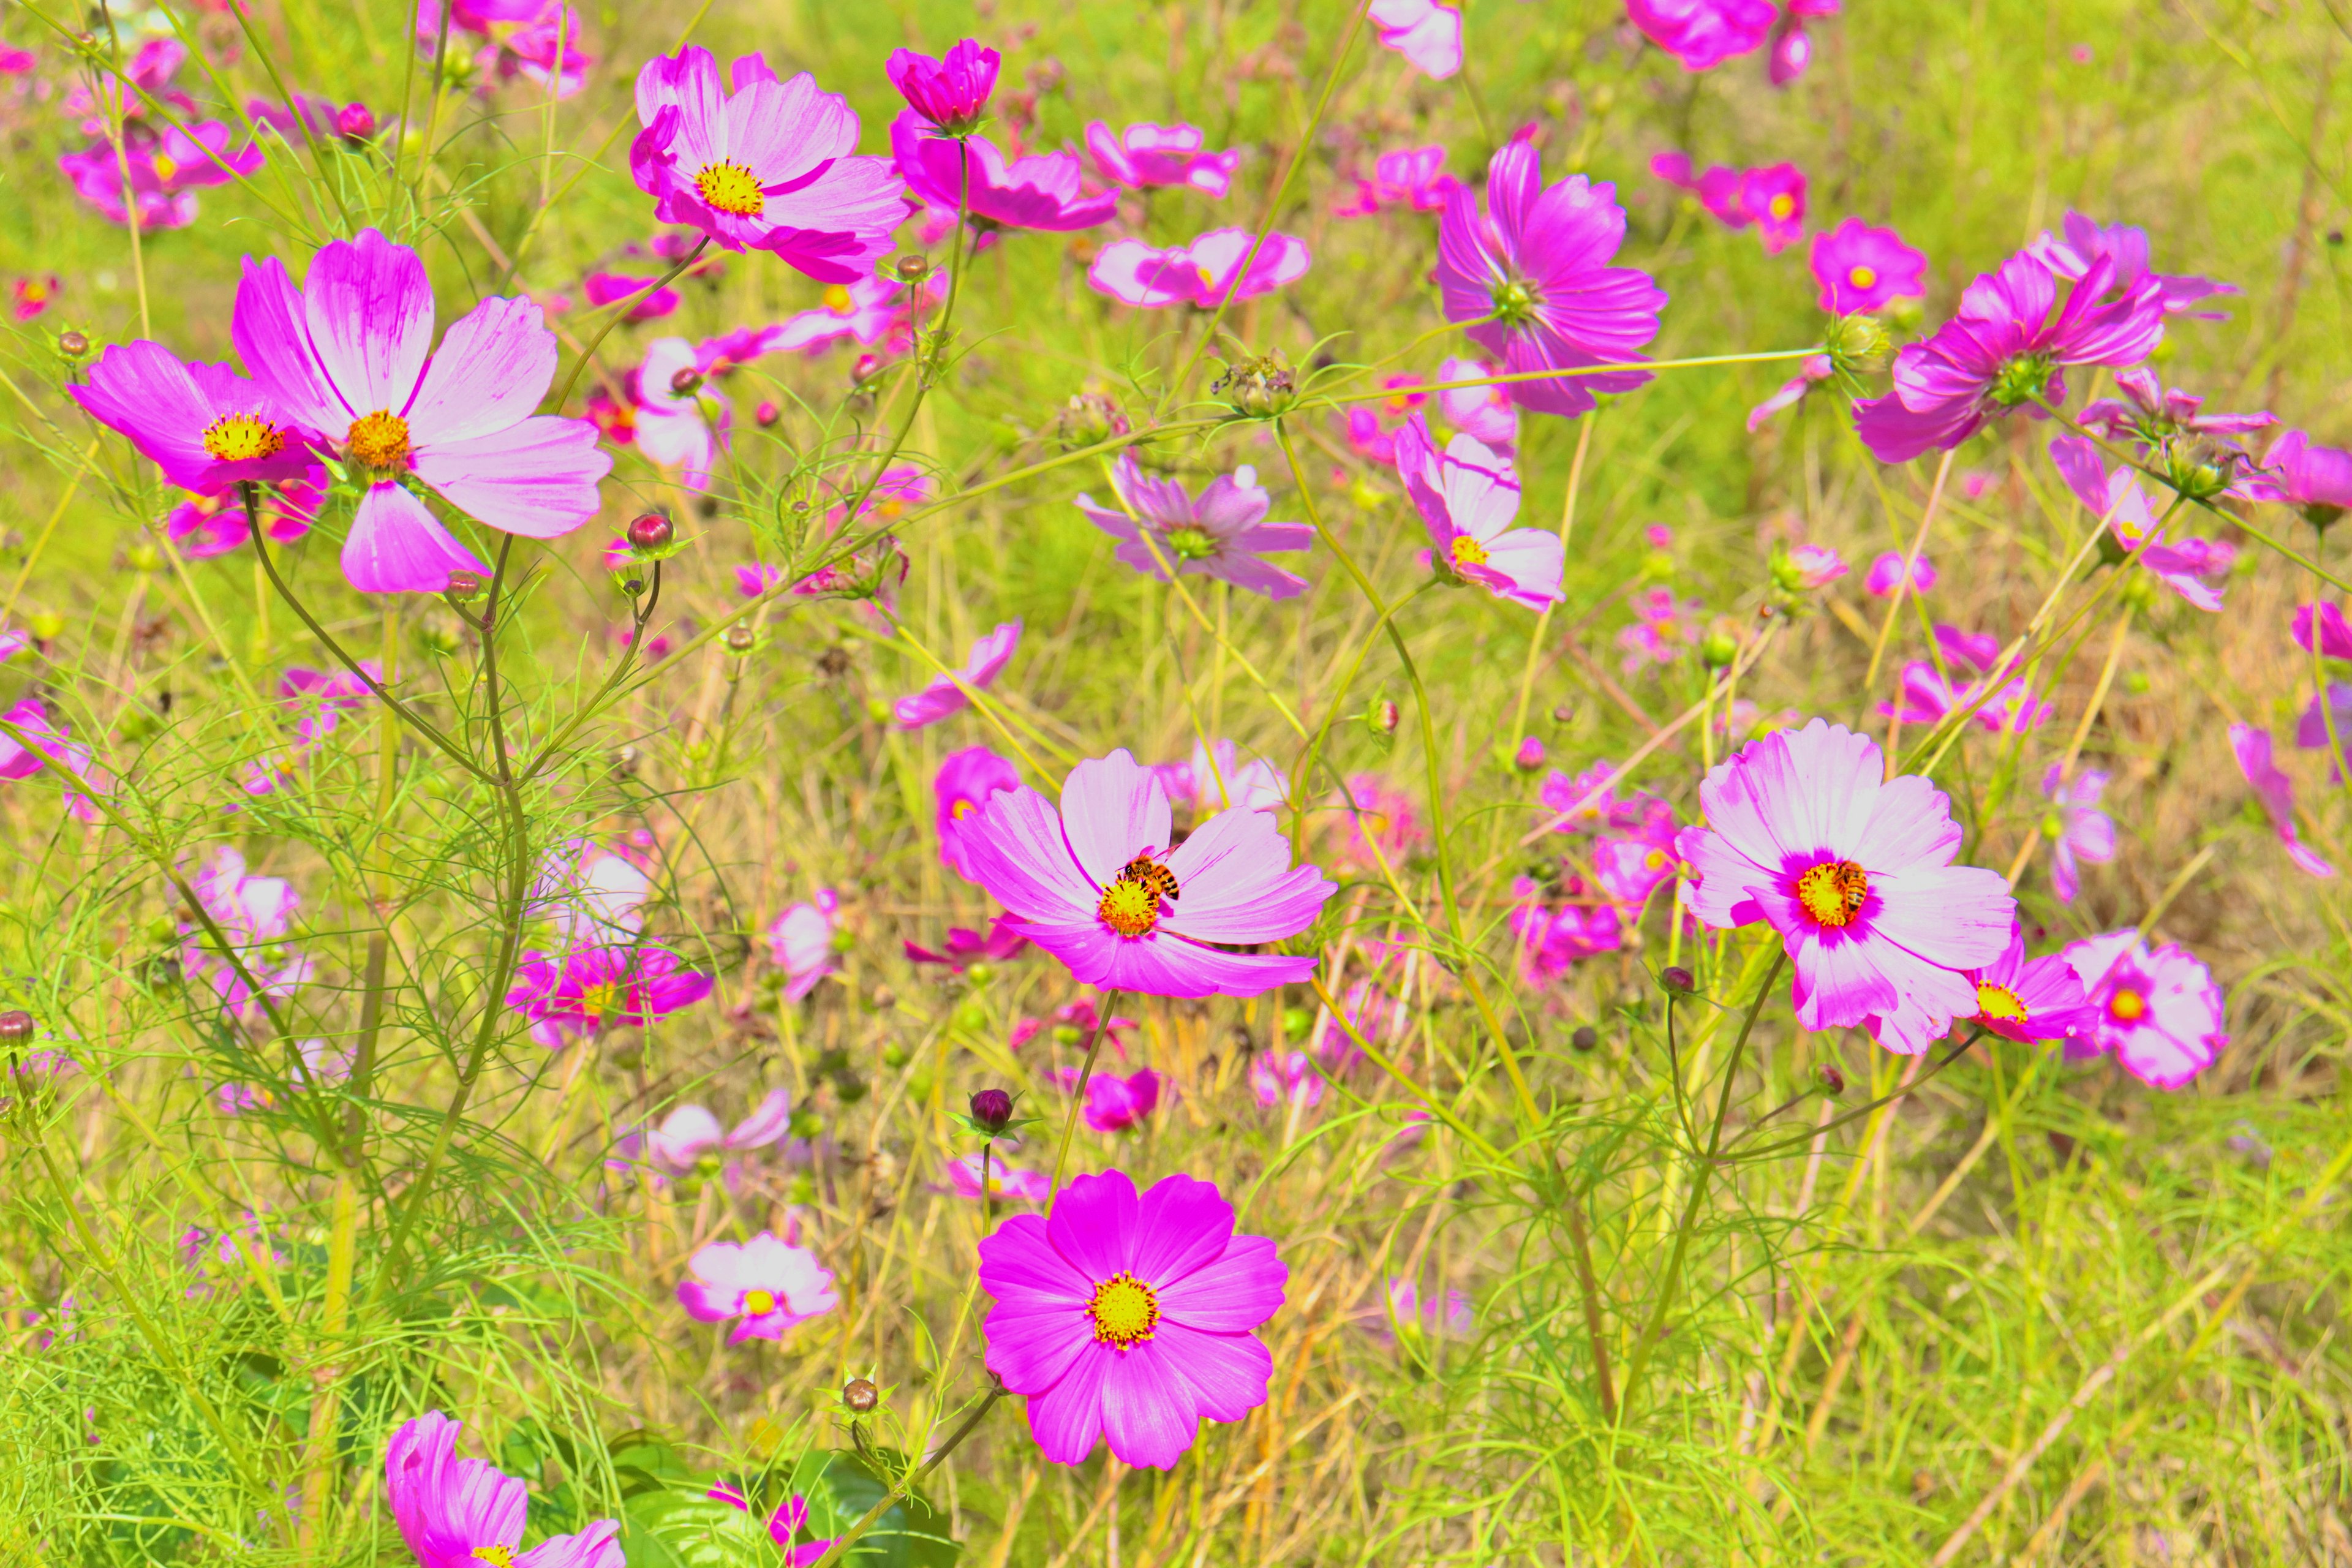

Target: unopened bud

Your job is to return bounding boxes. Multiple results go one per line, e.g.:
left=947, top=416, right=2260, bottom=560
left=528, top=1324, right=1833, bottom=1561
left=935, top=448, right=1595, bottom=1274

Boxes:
left=1371, top=699, right=1400, bottom=736
left=842, top=1378, right=880, bottom=1413
left=1550, top=703, right=1577, bottom=725
left=627, top=513, right=673, bottom=551
left=755, top=399, right=781, bottom=428
left=443, top=571, right=483, bottom=604
left=0, top=1011, right=32, bottom=1044
left=724, top=625, right=756, bottom=654
left=1513, top=736, right=1546, bottom=771
left=1817, top=1063, right=1846, bottom=1096
left=894, top=255, right=930, bottom=282
left=336, top=102, right=377, bottom=140
left=57, top=330, right=89, bottom=359
left=1826, top=314, right=1890, bottom=374
left=1698, top=629, right=1739, bottom=669
left=968, top=1088, right=1014, bottom=1135
left=668, top=367, right=704, bottom=396
left=1570, top=1025, right=1597, bottom=1053
left=1660, top=965, right=1697, bottom=998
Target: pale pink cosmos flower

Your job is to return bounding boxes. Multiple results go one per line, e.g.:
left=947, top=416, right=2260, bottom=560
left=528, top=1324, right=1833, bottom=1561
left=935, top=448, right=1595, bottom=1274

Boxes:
left=1167, top=738, right=1289, bottom=816
left=1084, top=1068, right=1164, bottom=1131
left=1251, top=1051, right=1322, bottom=1111
left=1357, top=1277, right=1474, bottom=1344
left=1085, top=122, right=1242, bottom=197
left=1627, top=0, right=1777, bottom=70
left=1333, top=146, right=1461, bottom=218
left=1676, top=719, right=2018, bottom=1052
left=1617, top=588, right=1704, bottom=672
left=233, top=228, right=611, bottom=594
left=892, top=113, right=1118, bottom=233
left=1074, top=456, right=1313, bottom=600
left=625, top=1087, right=799, bottom=1180
left=631, top=336, right=728, bottom=489
left=2041, top=766, right=2115, bottom=903
left=529, top=839, right=654, bottom=953
left=387, top=1411, right=622, bottom=1568
left=944, top=1153, right=1054, bottom=1204
left=2048, top=435, right=2235, bottom=610
left=894, top=620, right=1022, bottom=728
left=1087, top=228, right=1311, bottom=309
left=773, top=272, right=938, bottom=355
left=679, top=1231, right=840, bottom=1342
left=2062, top=931, right=2226, bottom=1087
left=1864, top=550, right=1936, bottom=597
left=766, top=889, right=840, bottom=1000
left=1367, top=0, right=1462, bottom=78
left=1393, top=414, right=1562, bottom=609
left=1776, top=543, right=1847, bottom=590
left=2230, top=725, right=2335, bottom=878
left=957, top=750, right=1336, bottom=998
left=1436, top=356, right=1518, bottom=450
left=182, top=848, right=308, bottom=1017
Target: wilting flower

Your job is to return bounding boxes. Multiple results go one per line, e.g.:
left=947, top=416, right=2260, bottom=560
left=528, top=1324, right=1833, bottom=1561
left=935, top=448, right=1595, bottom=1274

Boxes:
left=2252, top=429, right=2352, bottom=528
left=1394, top=414, right=1562, bottom=609
left=887, top=39, right=999, bottom=137
left=944, top=1153, right=1055, bottom=1204
left=1367, top=0, right=1462, bottom=77
left=893, top=114, right=1118, bottom=233
left=2041, top=766, right=2116, bottom=903
left=1074, top=455, right=1313, bottom=599
left=766, top=889, right=841, bottom=1000
left=1865, top=549, right=1936, bottom=597
left=1085, top=121, right=1241, bottom=197
left=1333, top=145, right=1460, bottom=218
left=1084, top=1068, right=1163, bottom=1131
left=1251, top=1051, right=1322, bottom=1111
left=388, top=1411, right=623, bottom=1568
left=1087, top=228, right=1311, bottom=309
left=1627, top=0, right=1777, bottom=69
left=2048, top=436, right=2235, bottom=610
left=2062, top=930, right=2226, bottom=1088
left=2028, top=210, right=2236, bottom=319
left=936, top=745, right=1023, bottom=880
left=1809, top=218, right=1928, bottom=313
left=233, top=228, right=611, bottom=592
left=978, top=1170, right=1284, bottom=1469
left=679, top=1231, right=840, bottom=1342
left=1852, top=252, right=2167, bottom=465
left=957, top=750, right=1335, bottom=998
left=68, top=344, right=320, bottom=494
left=894, top=620, right=1023, bottom=728
left=507, top=946, right=715, bottom=1046
left=631, top=48, right=904, bottom=279
left=2231, top=725, right=2335, bottom=878
left=1437, top=137, right=1667, bottom=418
left=1677, top=719, right=2018, bottom=1052
left=1436, top=356, right=1518, bottom=448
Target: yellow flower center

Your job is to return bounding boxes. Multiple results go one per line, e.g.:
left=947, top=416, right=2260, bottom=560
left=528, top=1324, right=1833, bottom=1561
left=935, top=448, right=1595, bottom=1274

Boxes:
left=1645, top=850, right=1667, bottom=871
left=1097, top=877, right=1163, bottom=938
left=823, top=284, right=855, bottom=314
left=951, top=798, right=977, bottom=820
left=202, top=413, right=285, bottom=462
left=1975, top=982, right=2029, bottom=1023
left=1087, top=1271, right=1160, bottom=1347
left=577, top=981, right=625, bottom=1021
left=1795, top=860, right=1869, bottom=928
left=22, top=281, right=47, bottom=303
left=153, top=152, right=179, bottom=183
left=1450, top=535, right=1490, bottom=568
left=472, top=1550, right=515, bottom=1568
left=1849, top=264, right=1878, bottom=289
left=346, top=410, right=412, bottom=472
left=696, top=160, right=767, bottom=217
left=2109, top=987, right=2146, bottom=1022
left=1196, top=264, right=1221, bottom=292
left=743, top=1288, right=777, bottom=1317
left=1768, top=194, right=1795, bottom=220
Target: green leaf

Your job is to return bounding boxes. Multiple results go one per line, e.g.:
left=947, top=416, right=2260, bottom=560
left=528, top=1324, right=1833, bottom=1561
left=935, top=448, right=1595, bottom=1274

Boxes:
left=619, top=1488, right=763, bottom=1568
left=797, top=1450, right=962, bottom=1567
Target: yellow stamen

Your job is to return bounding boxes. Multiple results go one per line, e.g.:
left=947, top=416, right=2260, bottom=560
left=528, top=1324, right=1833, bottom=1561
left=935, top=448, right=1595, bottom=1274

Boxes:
left=695, top=160, right=767, bottom=217
left=346, top=410, right=411, bottom=472
left=577, top=981, right=625, bottom=1021
left=203, top=413, right=285, bottom=463
left=1795, top=860, right=1869, bottom=927
left=823, top=284, right=854, bottom=314
left=1849, top=264, right=1878, bottom=289
left=743, top=1289, right=777, bottom=1316
left=152, top=153, right=179, bottom=183
left=472, top=1549, right=516, bottom=1568
left=1097, top=878, right=1161, bottom=937
left=1976, top=982, right=2029, bottom=1023
left=1767, top=194, right=1794, bottom=221
left=1450, top=535, right=1490, bottom=568
left=2109, top=987, right=2146, bottom=1022
left=1087, top=1271, right=1160, bottom=1347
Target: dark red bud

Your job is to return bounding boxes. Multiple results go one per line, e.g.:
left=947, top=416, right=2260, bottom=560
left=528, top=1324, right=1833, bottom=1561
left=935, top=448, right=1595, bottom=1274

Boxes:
left=626, top=513, right=674, bottom=551
left=969, top=1088, right=1014, bottom=1134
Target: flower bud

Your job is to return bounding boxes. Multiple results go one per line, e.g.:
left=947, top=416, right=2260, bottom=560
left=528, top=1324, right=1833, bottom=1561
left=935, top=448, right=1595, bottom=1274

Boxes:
left=968, top=1088, right=1014, bottom=1135
left=1659, top=965, right=1697, bottom=997
left=1371, top=699, right=1400, bottom=736
left=1698, top=629, right=1739, bottom=669
left=725, top=625, right=756, bottom=654
left=668, top=367, right=704, bottom=397
left=894, top=255, right=931, bottom=282
left=0, top=1011, right=32, bottom=1045
left=443, top=572, right=483, bottom=605
left=755, top=399, right=782, bottom=428
left=1826, top=314, right=1890, bottom=375
left=2163, top=435, right=2239, bottom=502
left=842, top=1378, right=880, bottom=1413
left=1551, top=702, right=1577, bottom=724
left=57, top=329, right=89, bottom=360
left=336, top=102, right=377, bottom=141
left=1817, top=1062, right=1846, bottom=1096
left=626, top=513, right=674, bottom=551
left=1513, top=736, right=1546, bottom=772
left=1570, top=1025, right=1597, bottom=1053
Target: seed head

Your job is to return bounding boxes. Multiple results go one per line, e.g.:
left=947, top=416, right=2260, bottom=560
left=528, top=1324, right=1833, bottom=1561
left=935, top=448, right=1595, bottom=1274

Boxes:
left=1570, top=1025, right=1597, bottom=1053
left=894, top=255, right=931, bottom=282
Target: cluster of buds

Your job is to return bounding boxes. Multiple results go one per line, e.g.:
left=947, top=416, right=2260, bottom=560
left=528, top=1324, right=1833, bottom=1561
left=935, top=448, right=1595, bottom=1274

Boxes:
left=1053, top=386, right=1131, bottom=451
left=1212, top=352, right=1296, bottom=418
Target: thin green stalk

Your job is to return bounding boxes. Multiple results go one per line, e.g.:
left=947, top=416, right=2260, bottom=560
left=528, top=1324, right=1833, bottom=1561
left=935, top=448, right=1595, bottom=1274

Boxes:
left=804, top=1386, right=1005, bottom=1568
left=548, top=238, right=712, bottom=411
left=1049, top=990, right=1124, bottom=1196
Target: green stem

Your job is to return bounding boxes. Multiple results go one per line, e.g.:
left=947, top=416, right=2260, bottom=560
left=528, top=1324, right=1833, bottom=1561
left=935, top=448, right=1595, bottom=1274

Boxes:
left=547, top=237, right=712, bottom=412
left=1048, top=990, right=1123, bottom=1196
left=804, top=1385, right=1005, bottom=1568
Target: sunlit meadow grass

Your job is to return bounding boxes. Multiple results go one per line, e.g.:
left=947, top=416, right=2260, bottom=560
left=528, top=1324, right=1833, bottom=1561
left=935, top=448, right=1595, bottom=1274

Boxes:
left=0, top=0, right=2348, bottom=1564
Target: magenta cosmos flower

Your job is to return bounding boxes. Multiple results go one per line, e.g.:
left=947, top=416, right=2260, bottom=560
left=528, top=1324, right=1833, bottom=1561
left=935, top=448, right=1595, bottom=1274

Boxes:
left=888, top=39, right=998, bottom=137
left=1393, top=413, right=1562, bottom=609
left=894, top=619, right=1022, bottom=728
left=979, top=1170, right=1285, bottom=1469
left=1333, top=146, right=1460, bottom=218
left=632, top=47, right=905, bottom=280
left=1628, top=0, right=1777, bottom=69
left=2062, top=930, right=2226, bottom=1088
left=1853, top=252, right=2167, bottom=464
left=893, top=114, right=1118, bottom=233
left=1074, top=454, right=1313, bottom=599
left=2048, top=436, right=2235, bottom=611
left=1082, top=1068, right=1163, bottom=1132
left=1865, top=929, right=2090, bottom=1054
left=1864, top=549, right=1935, bottom=597
left=1769, top=0, right=1840, bottom=85
left=506, top=945, right=714, bottom=1046
left=1809, top=218, right=1928, bottom=314
left=1088, top=228, right=1311, bottom=309
left=2029, top=210, right=2236, bottom=320
left=1740, top=164, right=1806, bottom=254
left=709, top=1488, right=837, bottom=1568
left=679, top=1231, right=840, bottom=1342
left=937, top=744, right=1022, bottom=879
left=388, top=1411, right=622, bottom=1568
left=69, top=343, right=322, bottom=494
left=1085, top=122, right=1241, bottom=197
left=1368, top=0, right=1462, bottom=78
left=2252, top=429, right=2352, bottom=527
left=2230, top=724, right=2335, bottom=878
left=957, top=749, right=1336, bottom=998
left=1677, top=719, right=2018, bottom=1049
left=233, top=228, right=611, bottom=593
left=1436, top=138, right=1667, bottom=418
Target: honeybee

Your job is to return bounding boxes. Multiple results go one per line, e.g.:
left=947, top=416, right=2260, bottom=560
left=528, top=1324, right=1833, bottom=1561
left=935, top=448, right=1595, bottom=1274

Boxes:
left=1114, top=850, right=1182, bottom=905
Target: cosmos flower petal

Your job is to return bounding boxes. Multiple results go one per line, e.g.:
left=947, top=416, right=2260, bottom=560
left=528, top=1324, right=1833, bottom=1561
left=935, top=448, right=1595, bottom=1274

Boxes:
left=1019, top=1341, right=1112, bottom=1465
left=303, top=228, right=435, bottom=417
left=963, top=787, right=1102, bottom=919
left=1058, top=750, right=1174, bottom=887
left=1865, top=864, right=2018, bottom=968
left=1153, top=1232, right=1286, bottom=1331
left=1160, top=805, right=1335, bottom=942
left=1125, top=1173, right=1238, bottom=1286
left=1044, top=1169, right=1139, bottom=1284
left=412, top=415, right=612, bottom=538
left=1097, top=1341, right=1200, bottom=1469
left=1152, top=1320, right=1276, bottom=1423
left=341, top=483, right=489, bottom=595
left=405, top=294, right=559, bottom=446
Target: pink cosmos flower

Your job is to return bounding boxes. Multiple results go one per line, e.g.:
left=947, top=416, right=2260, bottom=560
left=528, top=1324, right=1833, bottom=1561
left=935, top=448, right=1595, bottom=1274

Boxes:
left=978, top=1170, right=1285, bottom=1469
left=2048, top=435, right=2235, bottom=611
left=621, top=1087, right=799, bottom=1182
left=233, top=228, right=611, bottom=594
left=773, top=273, right=935, bottom=355
left=68, top=344, right=321, bottom=495
left=0, top=698, right=107, bottom=824
left=1676, top=719, right=2018, bottom=1052
left=388, top=1411, right=623, bottom=1568
left=631, top=47, right=904, bottom=279
left=629, top=336, right=728, bottom=488
left=247, top=93, right=343, bottom=140
left=417, top=0, right=592, bottom=98
left=1853, top=252, right=2168, bottom=464
left=1333, top=146, right=1461, bottom=218
left=63, top=39, right=193, bottom=134
left=581, top=270, right=679, bottom=321
left=1748, top=355, right=1834, bottom=432
left=2078, top=367, right=2274, bottom=451
left=1074, top=455, right=1313, bottom=599
left=945, top=1153, right=1054, bottom=1204
left=1437, top=137, right=1667, bottom=419
left=1809, top=219, right=1929, bottom=314
left=1167, top=739, right=1289, bottom=816
left=678, top=1231, right=840, bottom=1342
left=1864, top=549, right=1936, bottom=597
left=1085, top=122, right=1241, bottom=197
left=1866, top=929, right=2090, bottom=1053
left=13, top=275, right=58, bottom=320
left=216, top=1038, right=354, bottom=1116
left=1627, top=0, right=1777, bottom=70
left=2296, top=602, right=2352, bottom=661
left=894, top=620, right=1022, bottom=728
left=1510, top=883, right=1625, bottom=981
left=1251, top=1051, right=1322, bottom=1111
left=2062, top=931, right=2226, bottom=1087
left=1768, top=0, right=1841, bottom=85
left=708, top=1488, right=836, bottom=1567
left=907, top=915, right=1029, bottom=970
left=181, top=848, right=310, bottom=1017
left=2028, top=211, right=2237, bottom=320
left=243, top=661, right=382, bottom=795
left=2231, top=725, right=2335, bottom=878
left=1777, top=543, right=1847, bottom=589
left=1359, top=1278, right=1474, bottom=1344
left=505, top=946, right=715, bottom=1047
left=1016, top=999, right=1137, bottom=1054
left=1084, top=1068, right=1163, bottom=1131
left=1539, top=761, right=1664, bottom=835
left=165, top=481, right=322, bottom=561
left=766, top=889, right=840, bottom=1000
left=1436, top=356, right=1518, bottom=449
left=1335, top=774, right=1423, bottom=869
left=957, top=749, right=1335, bottom=998
left=888, top=39, right=999, bottom=137
left=2041, top=766, right=2115, bottom=903
left=1649, top=152, right=1746, bottom=227
left=1087, top=228, right=1312, bottom=309
left=2252, top=429, right=2352, bottom=527
left=1740, top=164, right=1807, bottom=254
left=1368, top=0, right=1462, bottom=78
left=893, top=113, right=1118, bottom=233
left=1936, top=624, right=2002, bottom=673
left=58, top=120, right=264, bottom=228
left=937, top=745, right=1023, bottom=880
left=529, top=839, right=654, bottom=953
left=2297, top=684, right=2352, bottom=777
left=1877, top=658, right=2049, bottom=737
left=1617, top=588, right=1704, bottom=671
left=1393, top=413, right=1562, bottom=609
